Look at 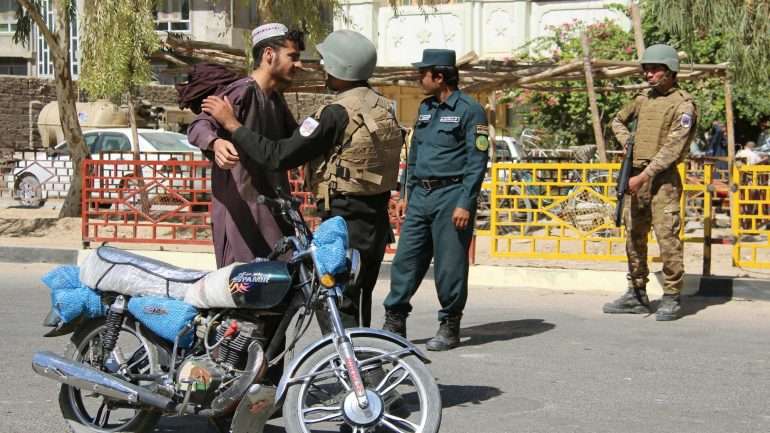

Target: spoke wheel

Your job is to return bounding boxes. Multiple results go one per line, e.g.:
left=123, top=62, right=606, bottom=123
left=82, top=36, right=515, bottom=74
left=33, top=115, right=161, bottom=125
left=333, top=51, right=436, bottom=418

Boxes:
left=284, top=337, right=441, bottom=433
left=58, top=318, right=162, bottom=433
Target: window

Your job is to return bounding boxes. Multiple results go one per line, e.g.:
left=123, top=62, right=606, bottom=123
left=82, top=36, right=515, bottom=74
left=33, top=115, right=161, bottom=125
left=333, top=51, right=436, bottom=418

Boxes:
left=150, top=61, right=186, bottom=85
left=155, top=0, right=190, bottom=32
left=140, top=132, right=193, bottom=152
left=0, top=0, right=17, bottom=33
left=0, top=58, right=26, bottom=75
left=97, top=133, right=132, bottom=153
left=53, top=132, right=99, bottom=154
left=36, top=0, right=80, bottom=77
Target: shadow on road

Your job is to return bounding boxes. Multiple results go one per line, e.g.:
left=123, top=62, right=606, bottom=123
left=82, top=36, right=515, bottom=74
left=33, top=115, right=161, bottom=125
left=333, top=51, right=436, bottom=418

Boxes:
left=413, top=319, right=556, bottom=348
left=646, top=293, right=731, bottom=320
left=153, top=417, right=285, bottom=433
left=439, top=383, right=503, bottom=409
left=679, top=295, right=731, bottom=319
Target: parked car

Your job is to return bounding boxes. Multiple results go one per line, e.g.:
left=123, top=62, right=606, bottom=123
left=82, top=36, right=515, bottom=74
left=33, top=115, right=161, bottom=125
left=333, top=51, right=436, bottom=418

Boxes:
left=10, top=128, right=204, bottom=208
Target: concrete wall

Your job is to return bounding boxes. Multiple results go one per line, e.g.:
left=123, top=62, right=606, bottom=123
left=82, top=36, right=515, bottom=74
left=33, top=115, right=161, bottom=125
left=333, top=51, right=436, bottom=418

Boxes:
left=0, top=75, right=60, bottom=158
left=0, top=74, right=333, bottom=156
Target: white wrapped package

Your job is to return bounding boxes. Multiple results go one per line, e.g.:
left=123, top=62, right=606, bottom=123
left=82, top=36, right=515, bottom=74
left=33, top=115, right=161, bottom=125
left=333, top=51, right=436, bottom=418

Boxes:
left=80, top=247, right=207, bottom=300
left=183, top=264, right=238, bottom=309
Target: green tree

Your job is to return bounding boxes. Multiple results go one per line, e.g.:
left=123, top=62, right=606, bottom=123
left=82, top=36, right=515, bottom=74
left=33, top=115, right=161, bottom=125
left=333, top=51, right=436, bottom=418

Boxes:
left=640, top=0, right=770, bottom=143
left=79, top=0, right=159, bottom=158
left=644, top=0, right=770, bottom=87
left=505, top=19, right=639, bottom=149
left=14, top=0, right=86, bottom=217
left=79, top=0, right=159, bottom=214
left=505, top=4, right=770, bottom=151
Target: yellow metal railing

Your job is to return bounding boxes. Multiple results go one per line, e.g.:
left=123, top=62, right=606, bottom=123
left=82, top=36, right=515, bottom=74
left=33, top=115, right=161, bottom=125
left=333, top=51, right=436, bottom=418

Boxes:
left=486, top=162, right=714, bottom=262
left=732, top=164, right=770, bottom=269
left=489, top=162, right=628, bottom=261
left=679, top=163, right=712, bottom=242
left=475, top=179, right=492, bottom=236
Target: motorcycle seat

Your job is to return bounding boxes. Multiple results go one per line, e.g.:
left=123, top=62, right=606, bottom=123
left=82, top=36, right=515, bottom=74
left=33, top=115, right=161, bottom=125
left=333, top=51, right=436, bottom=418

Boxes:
left=80, top=246, right=208, bottom=300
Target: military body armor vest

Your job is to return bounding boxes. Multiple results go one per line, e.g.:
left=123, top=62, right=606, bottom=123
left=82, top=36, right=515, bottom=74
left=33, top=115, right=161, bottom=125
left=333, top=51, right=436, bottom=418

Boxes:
left=307, top=87, right=402, bottom=204
left=633, top=89, right=694, bottom=166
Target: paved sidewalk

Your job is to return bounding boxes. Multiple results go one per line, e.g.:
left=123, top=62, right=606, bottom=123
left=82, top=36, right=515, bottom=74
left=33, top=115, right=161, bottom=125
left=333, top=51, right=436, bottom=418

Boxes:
left=1, top=241, right=768, bottom=302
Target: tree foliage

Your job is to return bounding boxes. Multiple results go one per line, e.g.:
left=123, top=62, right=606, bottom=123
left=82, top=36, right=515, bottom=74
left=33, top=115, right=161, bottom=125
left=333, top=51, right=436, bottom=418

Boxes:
left=505, top=19, right=639, bottom=149
left=645, top=0, right=770, bottom=87
left=79, top=0, right=159, bottom=102
left=503, top=2, right=770, bottom=150
left=13, top=0, right=86, bottom=217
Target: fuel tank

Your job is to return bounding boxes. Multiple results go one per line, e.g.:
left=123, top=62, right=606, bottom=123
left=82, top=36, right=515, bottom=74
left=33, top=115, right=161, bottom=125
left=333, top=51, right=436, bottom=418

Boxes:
left=184, top=261, right=293, bottom=310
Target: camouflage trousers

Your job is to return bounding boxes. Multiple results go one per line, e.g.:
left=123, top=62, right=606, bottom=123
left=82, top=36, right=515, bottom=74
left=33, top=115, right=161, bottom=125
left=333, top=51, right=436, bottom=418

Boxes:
left=624, top=169, right=684, bottom=294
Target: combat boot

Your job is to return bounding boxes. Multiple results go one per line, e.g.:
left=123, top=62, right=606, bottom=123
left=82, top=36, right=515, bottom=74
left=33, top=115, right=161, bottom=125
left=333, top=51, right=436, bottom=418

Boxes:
left=382, top=310, right=408, bottom=338
left=655, top=294, right=681, bottom=321
left=425, top=315, right=461, bottom=351
left=602, top=288, right=651, bottom=314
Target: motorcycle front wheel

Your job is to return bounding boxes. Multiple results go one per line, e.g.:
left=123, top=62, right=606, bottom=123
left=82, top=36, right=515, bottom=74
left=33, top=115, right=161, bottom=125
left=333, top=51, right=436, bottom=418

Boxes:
left=58, top=318, right=163, bottom=433
left=284, top=336, right=441, bottom=433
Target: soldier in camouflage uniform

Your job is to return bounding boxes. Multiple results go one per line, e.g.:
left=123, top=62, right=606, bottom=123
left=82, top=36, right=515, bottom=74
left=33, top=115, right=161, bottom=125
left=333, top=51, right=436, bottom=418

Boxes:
left=603, top=44, right=698, bottom=321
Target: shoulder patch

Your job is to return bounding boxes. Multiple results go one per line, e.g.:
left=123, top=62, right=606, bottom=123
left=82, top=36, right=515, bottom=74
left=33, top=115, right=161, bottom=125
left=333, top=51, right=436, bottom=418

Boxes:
left=476, top=124, right=489, bottom=136
left=299, top=117, right=320, bottom=137
left=680, top=113, right=693, bottom=129
left=476, top=135, right=490, bottom=152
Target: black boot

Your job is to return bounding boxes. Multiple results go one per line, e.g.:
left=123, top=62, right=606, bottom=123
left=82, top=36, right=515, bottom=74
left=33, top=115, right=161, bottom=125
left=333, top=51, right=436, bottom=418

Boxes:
left=382, top=310, right=408, bottom=338
left=602, top=288, right=651, bottom=314
left=426, top=315, right=461, bottom=351
left=655, top=294, right=682, bottom=321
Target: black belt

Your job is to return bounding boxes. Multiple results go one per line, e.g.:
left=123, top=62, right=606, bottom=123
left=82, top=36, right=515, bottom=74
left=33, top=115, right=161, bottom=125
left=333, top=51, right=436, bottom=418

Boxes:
left=416, top=176, right=462, bottom=191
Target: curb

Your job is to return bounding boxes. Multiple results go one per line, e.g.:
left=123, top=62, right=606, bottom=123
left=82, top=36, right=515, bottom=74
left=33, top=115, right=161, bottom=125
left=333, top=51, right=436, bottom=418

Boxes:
left=0, top=246, right=79, bottom=264
left=2, top=246, right=768, bottom=302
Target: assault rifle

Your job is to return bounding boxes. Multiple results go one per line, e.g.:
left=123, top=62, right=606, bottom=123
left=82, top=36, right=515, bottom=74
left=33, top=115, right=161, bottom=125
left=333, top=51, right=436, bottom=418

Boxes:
left=615, top=136, right=634, bottom=227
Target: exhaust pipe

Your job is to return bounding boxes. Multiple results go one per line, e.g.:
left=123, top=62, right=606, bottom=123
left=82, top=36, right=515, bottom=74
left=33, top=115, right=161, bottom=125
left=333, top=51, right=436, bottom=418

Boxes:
left=32, top=351, right=176, bottom=411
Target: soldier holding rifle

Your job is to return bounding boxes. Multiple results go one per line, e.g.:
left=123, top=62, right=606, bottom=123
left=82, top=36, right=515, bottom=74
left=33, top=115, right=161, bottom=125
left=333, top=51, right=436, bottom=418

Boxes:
left=603, top=44, right=698, bottom=321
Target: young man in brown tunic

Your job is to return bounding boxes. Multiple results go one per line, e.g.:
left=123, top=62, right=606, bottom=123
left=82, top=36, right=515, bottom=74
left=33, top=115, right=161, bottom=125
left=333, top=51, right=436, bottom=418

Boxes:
left=188, top=23, right=304, bottom=267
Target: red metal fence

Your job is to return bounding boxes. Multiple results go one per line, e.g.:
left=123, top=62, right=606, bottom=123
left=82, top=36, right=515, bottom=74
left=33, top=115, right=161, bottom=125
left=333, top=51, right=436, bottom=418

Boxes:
left=82, top=159, right=212, bottom=245
left=82, top=160, right=404, bottom=250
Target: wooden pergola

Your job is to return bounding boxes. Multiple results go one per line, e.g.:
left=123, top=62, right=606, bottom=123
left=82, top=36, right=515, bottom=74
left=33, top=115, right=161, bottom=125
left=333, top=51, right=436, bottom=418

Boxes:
left=159, top=35, right=728, bottom=93
left=158, top=32, right=734, bottom=172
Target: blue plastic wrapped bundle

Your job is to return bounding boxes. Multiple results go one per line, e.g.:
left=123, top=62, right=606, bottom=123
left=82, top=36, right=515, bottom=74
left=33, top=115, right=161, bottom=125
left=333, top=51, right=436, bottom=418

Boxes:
left=127, top=297, right=198, bottom=347
left=42, top=265, right=105, bottom=323
left=311, top=216, right=349, bottom=276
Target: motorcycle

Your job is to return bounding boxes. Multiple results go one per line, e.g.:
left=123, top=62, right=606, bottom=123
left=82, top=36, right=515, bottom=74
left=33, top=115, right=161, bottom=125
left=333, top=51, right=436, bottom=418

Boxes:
left=32, top=194, right=442, bottom=433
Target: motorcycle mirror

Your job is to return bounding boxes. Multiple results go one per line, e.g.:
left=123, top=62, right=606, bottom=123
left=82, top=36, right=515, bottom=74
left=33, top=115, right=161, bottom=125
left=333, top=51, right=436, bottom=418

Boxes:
left=346, top=248, right=361, bottom=287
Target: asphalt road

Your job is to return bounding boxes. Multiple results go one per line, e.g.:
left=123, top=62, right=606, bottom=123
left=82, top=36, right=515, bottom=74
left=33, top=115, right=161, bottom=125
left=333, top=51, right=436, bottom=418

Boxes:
left=2, top=263, right=770, bottom=433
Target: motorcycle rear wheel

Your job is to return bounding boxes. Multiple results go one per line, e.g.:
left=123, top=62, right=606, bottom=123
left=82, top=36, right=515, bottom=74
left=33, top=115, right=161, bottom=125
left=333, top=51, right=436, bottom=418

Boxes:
left=284, top=336, right=441, bottom=433
left=58, top=318, right=163, bottom=433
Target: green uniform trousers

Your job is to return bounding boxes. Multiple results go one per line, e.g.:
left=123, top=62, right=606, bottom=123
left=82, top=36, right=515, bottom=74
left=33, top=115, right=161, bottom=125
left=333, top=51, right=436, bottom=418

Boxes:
left=384, top=183, right=474, bottom=321
left=624, top=168, right=684, bottom=294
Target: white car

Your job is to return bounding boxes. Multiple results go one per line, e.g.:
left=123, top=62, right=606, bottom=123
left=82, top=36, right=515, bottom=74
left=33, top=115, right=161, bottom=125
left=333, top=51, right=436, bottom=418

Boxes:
left=10, top=128, right=203, bottom=207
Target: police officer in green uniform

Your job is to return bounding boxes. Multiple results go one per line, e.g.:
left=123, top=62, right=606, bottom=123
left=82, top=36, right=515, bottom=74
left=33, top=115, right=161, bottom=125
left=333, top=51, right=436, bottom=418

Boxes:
left=603, top=44, right=697, bottom=321
left=382, top=49, right=489, bottom=351
left=202, top=30, right=402, bottom=328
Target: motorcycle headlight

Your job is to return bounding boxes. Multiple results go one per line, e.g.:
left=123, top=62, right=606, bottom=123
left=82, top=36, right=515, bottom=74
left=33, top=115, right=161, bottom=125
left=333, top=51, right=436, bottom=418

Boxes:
left=346, top=248, right=361, bottom=287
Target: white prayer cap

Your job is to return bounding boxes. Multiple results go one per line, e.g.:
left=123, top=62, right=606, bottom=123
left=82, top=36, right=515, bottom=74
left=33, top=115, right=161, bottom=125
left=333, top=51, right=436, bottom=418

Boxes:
left=251, top=23, right=289, bottom=47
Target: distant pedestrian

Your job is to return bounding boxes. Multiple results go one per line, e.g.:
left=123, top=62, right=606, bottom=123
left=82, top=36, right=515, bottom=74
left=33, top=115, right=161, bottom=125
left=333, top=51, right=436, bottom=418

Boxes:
left=757, top=118, right=770, bottom=152
left=707, top=120, right=728, bottom=169
left=736, top=141, right=767, bottom=165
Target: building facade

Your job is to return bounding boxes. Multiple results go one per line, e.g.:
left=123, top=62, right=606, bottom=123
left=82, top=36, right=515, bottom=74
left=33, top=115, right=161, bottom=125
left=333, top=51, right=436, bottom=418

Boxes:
left=336, top=0, right=630, bottom=66
left=0, top=0, right=260, bottom=81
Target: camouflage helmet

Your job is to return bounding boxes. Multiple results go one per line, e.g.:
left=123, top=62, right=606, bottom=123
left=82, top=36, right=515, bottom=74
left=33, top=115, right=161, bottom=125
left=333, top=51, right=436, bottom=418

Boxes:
left=641, top=44, right=679, bottom=72
left=316, top=30, right=377, bottom=81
